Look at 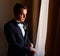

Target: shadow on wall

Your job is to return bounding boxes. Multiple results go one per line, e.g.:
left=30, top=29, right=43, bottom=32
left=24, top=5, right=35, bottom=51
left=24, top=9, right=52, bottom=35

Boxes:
left=0, top=0, right=24, bottom=56
left=0, top=23, right=8, bottom=56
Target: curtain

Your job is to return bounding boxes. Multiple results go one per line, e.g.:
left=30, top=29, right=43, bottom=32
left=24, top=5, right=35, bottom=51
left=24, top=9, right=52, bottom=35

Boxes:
left=34, top=0, right=49, bottom=56
left=45, top=0, right=60, bottom=56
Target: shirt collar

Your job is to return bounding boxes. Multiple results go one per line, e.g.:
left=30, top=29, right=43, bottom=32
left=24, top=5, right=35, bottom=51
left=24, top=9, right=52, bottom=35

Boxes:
left=15, top=19, right=24, bottom=24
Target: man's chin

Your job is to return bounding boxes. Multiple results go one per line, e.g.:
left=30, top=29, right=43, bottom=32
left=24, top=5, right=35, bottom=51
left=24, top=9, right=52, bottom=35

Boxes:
left=21, top=20, right=25, bottom=22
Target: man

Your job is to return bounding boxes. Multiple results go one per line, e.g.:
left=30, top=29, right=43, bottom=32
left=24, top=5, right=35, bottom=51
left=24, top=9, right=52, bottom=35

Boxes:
left=4, top=3, right=37, bottom=56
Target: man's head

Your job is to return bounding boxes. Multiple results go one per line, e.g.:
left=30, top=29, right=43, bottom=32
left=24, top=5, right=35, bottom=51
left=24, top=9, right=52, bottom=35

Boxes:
left=13, top=3, right=27, bottom=22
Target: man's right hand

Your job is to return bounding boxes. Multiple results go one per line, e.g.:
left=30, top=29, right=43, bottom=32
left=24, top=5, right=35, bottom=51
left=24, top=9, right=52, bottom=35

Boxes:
left=30, top=47, right=38, bottom=53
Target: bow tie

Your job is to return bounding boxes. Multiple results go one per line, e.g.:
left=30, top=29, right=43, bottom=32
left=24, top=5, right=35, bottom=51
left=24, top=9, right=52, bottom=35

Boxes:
left=17, top=22, right=24, bottom=24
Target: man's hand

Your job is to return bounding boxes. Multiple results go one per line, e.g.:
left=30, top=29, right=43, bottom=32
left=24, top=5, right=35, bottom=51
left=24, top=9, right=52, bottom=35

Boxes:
left=30, top=47, right=38, bottom=53
left=28, top=43, right=33, bottom=48
left=28, top=43, right=38, bottom=53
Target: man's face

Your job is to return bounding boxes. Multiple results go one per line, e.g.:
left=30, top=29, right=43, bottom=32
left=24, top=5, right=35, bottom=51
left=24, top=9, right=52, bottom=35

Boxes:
left=18, top=8, right=27, bottom=22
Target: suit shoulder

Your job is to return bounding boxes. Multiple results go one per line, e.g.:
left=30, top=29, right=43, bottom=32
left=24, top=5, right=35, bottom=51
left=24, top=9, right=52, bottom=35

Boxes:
left=4, top=19, right=14, bottom=28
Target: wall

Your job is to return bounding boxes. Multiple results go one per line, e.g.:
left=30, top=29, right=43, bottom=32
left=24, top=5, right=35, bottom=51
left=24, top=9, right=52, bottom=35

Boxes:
left=0, top=0, right=24, bottom=56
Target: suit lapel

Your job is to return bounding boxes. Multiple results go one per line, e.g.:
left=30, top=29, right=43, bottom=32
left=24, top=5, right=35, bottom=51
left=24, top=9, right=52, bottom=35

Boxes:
left=15, top=24, right=24, bottom=38
left=10, top=19, right=24, bottom=40
left=24, top=29, right=28, bottom=43
left=13, top=19, right=28, bottom=44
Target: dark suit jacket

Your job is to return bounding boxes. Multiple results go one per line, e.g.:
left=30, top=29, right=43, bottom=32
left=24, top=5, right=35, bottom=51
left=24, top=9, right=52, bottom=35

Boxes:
left=4, top=19, right=31, bottom=56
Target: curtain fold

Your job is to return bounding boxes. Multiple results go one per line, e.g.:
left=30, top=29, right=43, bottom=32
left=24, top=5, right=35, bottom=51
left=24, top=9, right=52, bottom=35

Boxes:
left=34, top=0, right=49, bottom=56
left=45, top=0, right=60, bottom=56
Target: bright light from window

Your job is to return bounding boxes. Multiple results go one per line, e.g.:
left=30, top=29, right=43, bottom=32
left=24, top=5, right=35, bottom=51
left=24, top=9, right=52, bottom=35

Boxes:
left=34, top=0, right=49, bottom=56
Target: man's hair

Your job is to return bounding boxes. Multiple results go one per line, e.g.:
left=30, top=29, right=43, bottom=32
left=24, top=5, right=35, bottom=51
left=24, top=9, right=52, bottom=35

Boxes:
left=13, top=3, right=27, bottom=14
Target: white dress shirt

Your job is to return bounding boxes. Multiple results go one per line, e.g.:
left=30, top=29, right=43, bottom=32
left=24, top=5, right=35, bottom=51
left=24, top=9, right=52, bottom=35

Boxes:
left=18, top=23, right=25, bottom=37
